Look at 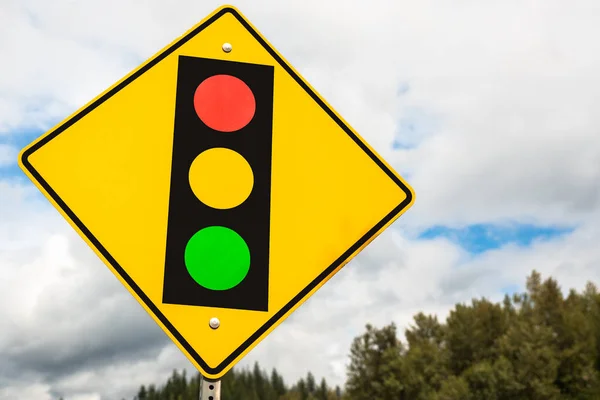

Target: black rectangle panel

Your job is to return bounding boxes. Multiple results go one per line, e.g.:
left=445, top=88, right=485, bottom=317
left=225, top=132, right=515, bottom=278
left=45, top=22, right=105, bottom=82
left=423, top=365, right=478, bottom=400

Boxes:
left=162, top=56, right=274, bottom=311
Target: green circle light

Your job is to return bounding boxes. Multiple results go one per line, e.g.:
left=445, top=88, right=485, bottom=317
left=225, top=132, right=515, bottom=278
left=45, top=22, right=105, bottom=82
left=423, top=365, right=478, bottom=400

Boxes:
left=184, top=226, right=250, bottom=290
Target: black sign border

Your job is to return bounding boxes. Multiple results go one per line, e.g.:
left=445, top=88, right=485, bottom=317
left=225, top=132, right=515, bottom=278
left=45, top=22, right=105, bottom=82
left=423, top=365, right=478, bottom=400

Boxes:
left=20, top=6, right=414, bottom=377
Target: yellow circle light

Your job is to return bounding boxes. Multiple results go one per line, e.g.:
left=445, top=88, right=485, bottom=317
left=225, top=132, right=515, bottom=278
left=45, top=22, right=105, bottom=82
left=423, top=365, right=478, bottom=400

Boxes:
left=189, top=148, right=254, bottom=209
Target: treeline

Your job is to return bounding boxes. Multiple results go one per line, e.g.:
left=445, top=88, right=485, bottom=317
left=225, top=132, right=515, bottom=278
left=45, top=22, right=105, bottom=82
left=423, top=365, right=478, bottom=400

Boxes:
left=133, top=270, right=600, bottom=399
left=133, top=364, right=342, bottom=400
left=345, top=270, right=600, bottom=399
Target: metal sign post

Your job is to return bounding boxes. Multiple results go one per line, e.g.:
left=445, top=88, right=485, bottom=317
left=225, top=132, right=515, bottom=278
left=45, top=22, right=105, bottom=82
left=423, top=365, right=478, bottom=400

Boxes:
left=200, top=376, right=221, bottom=400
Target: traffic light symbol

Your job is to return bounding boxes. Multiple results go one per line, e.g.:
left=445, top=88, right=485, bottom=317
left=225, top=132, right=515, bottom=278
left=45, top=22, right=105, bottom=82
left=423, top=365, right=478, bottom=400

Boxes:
left=162, top=56, right=274, bottom=312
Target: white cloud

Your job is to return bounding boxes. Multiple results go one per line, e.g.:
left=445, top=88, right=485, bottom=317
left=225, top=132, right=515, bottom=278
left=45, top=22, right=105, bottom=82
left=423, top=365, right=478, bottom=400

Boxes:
left=242, top=214, right=600, bottom=388
left=0, top=180, right=182, bottom=399
left=0, top=383, right=53, bottom=400
left=388, top=0, right=600, bottom=228
left=2, top=0, right=600, bottom=399
left=3, top=0, right=600, bottom=227
left=1, top=176, right=599, bottom=399
left=0, top=343, right=194, bottom=400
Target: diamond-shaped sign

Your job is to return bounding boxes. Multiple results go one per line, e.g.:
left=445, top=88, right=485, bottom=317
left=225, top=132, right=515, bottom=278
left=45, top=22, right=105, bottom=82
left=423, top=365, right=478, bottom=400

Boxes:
left=18, top=5, right=415, bottom=379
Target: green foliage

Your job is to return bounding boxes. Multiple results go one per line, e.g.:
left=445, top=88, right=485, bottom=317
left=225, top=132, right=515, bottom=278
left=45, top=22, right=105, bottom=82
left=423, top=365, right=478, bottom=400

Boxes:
left=345, top=323, right=407, bottom=399
left=132, top=364, right=341, bottom=400
left=131, top=270, right=600, bottom=400
left=344, top=270, right=600, bottom=399
left=435, top=375, right=470, bottom=400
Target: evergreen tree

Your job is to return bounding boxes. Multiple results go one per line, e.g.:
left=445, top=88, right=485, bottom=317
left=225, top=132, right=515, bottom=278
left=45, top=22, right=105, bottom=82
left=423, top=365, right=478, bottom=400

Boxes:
left=296, top=378, right=309, bottom=400
left=345, top=323, right=406, bottom=399
left=403, top=313, right=449, bottom=397
left=271, top=368, right=287, bottom=397
left=344, top=270, right=600, bottom=399
left=306, top=371, right=316, bottom=395
left=316, top=377, right=328, bottom=400
left=128, top=270, right=600, bottom=400
left=135, top=385, right=147, bottom=400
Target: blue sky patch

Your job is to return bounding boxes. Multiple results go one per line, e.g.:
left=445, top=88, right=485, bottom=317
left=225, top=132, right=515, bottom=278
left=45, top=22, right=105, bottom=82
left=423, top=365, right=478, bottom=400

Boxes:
left=418, top=223, right=575, bottom=254
left=397, top=82, right=410, bottom=96
left=392, top=104, right=439, bottom=150
left=501, top=283, right=521, bottom=295
left=0, top=127, right=52, bottom=179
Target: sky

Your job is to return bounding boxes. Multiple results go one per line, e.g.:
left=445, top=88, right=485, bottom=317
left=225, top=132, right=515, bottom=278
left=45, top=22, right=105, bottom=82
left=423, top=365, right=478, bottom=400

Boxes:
left=1, top=0, right=600, bottom=399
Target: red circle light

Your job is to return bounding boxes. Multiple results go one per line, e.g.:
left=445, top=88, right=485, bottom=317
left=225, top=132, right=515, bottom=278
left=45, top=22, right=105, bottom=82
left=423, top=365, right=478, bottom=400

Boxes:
left=193, top=74, right=256, bottom=132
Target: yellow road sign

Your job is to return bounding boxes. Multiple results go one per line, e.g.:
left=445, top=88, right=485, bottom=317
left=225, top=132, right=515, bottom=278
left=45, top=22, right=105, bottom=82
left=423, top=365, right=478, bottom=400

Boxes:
left=18, top=5, right=415, bottom=379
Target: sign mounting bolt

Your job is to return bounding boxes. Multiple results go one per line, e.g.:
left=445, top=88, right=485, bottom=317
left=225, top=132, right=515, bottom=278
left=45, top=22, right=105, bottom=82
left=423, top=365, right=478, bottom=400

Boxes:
left=222, top=42, right=232, bottom=53
left=209, top=317, right=221, bottom=329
